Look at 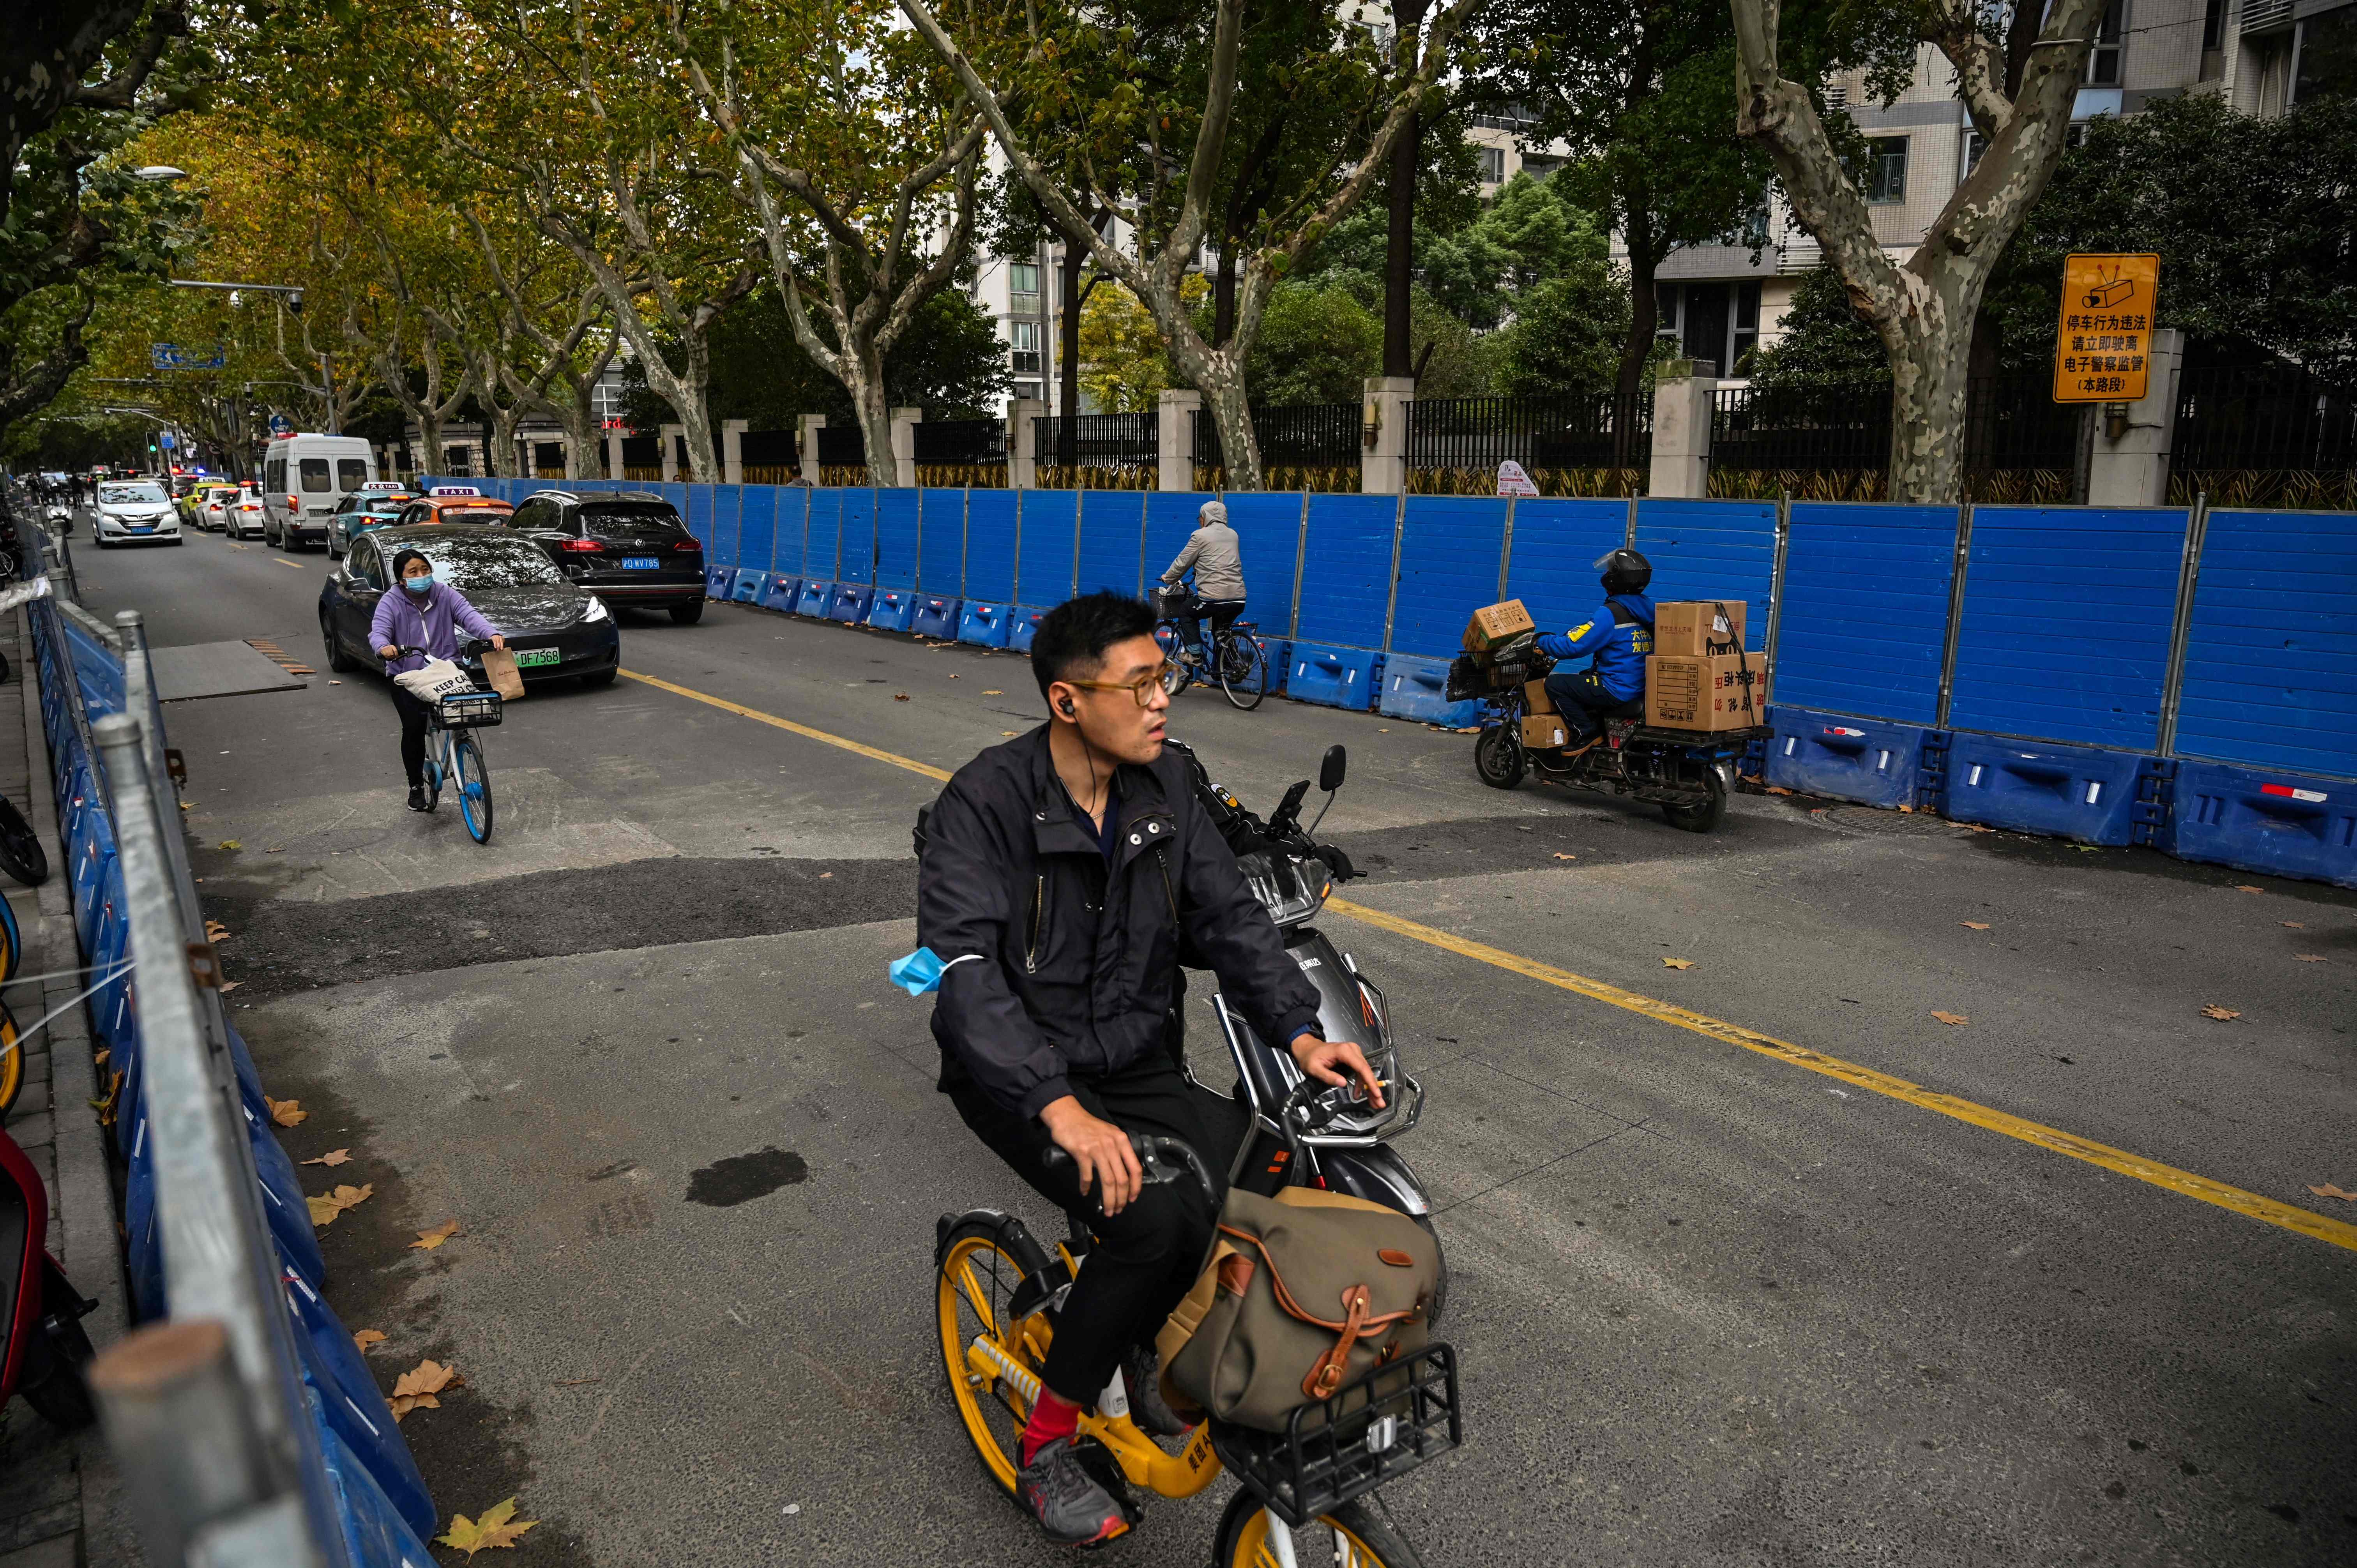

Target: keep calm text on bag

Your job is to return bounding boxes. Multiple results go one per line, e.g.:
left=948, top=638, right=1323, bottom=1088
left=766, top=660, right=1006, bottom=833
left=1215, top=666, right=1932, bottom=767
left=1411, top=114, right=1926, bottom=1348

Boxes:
left=1158, top=1187, right=1438, bottom=1433
left=392, top=659, right=475, bottom=703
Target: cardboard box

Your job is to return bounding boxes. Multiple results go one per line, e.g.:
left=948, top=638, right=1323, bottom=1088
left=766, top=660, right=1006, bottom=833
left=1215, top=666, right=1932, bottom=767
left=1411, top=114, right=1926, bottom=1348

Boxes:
left=1646, top=652, right=1769, bottom=731
left=1520, top=713, right=1571, bottom=750
left=1522, top=678, right=1555, bottom=715
left=1463, top=599, right=1535, bottom=654
left=1652, top=600, right=1748, bottom=658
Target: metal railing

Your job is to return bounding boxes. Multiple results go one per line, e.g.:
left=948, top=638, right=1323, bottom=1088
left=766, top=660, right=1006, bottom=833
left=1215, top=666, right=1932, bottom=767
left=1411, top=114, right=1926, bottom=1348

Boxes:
left=913, top=418, right=1008, bottom=466
left=1709, top=375, right=2082, bottom=479
left=816, top=422, right=866, bottom=467
left=1191, top=403, right=1363, bottom=471
left=2173, top=361, right=2357, bottom=473
left=1034, top=413, right=1157, bottom=471
left=1409, top=393, right=1652, bottom=473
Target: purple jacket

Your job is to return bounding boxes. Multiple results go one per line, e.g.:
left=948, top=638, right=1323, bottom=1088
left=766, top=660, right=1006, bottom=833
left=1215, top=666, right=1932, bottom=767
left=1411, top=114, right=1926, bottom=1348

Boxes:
left=369, top=581, right=499, bottom=675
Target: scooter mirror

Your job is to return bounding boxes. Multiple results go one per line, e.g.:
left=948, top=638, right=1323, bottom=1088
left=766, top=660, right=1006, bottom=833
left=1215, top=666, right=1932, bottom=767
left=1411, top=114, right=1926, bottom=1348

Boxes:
left=1319, top=744, right=1347, bottom=793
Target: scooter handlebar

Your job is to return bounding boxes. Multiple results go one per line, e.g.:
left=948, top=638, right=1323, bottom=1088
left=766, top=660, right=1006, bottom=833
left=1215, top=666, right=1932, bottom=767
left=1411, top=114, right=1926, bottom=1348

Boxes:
left=1043, top=1132, right=1221, bottom=1209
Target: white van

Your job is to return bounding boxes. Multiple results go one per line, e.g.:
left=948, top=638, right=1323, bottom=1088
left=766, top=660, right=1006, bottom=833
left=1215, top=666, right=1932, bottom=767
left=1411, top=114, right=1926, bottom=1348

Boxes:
left=261, top=434, right=377, bottom=551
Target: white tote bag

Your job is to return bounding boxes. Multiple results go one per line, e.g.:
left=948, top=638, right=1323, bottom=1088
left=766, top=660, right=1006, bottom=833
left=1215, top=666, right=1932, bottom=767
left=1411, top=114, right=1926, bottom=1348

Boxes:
left=392, top=659, right=476, bottom=702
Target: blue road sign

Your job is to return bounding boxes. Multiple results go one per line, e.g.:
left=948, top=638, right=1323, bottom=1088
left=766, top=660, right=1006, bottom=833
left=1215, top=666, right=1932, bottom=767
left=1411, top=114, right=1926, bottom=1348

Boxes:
left=151, top=342, right=227, bottom=370
left=269, top=414, right=295, bottom=436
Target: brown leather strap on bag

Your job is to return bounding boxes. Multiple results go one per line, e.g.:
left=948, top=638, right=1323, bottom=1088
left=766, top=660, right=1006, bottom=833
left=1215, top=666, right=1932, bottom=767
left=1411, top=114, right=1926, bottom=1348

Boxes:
left=1302, top=1284, right=1372, bottom=1400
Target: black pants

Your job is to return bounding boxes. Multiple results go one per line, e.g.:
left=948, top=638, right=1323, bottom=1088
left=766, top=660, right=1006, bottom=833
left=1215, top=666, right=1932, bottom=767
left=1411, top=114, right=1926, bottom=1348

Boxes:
left=948, top=1054, right=1242, bottom=1407
left=1545, top=668, right=1639, bottom=743
left=1183, top=597, right=1246, bottom=657
left=392, top=686, right=432, bottom=787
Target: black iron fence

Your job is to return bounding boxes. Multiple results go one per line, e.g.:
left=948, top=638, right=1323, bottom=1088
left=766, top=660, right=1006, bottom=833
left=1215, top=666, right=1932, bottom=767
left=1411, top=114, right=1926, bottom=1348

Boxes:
left=1708, top=374, right=2081, bottom=501
left=2173, top=362, right=2357, bottom=472
left=914, top=418, right=1008, bottom=466
left=816, top=422, right=866, bottom=466
left=1035, top=413, right=1157, bottom=470
left=1408, top=394, right=1652, bottom=480
left=1191, top=403, right=1362, bottom=471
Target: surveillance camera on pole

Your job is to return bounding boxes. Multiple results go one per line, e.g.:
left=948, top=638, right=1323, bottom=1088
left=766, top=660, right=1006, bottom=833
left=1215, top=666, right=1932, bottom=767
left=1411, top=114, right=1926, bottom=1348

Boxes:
left=286, top=291, right=303, bottom=315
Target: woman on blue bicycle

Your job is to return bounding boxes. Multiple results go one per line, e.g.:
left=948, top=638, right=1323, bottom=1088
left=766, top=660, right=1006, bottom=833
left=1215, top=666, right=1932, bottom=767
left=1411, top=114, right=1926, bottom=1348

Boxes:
left=372, top=548, right=505, bottom=812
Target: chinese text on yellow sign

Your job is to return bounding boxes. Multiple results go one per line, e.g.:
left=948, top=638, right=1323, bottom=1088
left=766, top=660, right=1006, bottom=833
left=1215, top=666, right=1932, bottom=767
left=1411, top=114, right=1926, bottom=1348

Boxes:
left=2053, top=253, right=2160, bottom=404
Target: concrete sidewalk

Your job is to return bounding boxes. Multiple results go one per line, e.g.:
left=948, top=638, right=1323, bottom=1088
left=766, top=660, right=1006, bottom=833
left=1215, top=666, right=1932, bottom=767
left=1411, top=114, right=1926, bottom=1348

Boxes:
left=0, top=604, right=139, bottom=1568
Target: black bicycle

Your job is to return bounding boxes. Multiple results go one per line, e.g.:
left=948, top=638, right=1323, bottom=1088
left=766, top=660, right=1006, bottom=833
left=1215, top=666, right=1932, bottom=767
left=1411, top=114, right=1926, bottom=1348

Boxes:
left=1154, top=587, right=1269, bottom=711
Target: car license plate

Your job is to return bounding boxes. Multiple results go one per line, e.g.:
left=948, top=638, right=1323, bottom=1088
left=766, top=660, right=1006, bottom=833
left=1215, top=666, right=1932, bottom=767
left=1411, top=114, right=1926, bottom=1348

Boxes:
left=513, top=648, right=559, bottom=669
left=622, top=556, right=659, bottom=570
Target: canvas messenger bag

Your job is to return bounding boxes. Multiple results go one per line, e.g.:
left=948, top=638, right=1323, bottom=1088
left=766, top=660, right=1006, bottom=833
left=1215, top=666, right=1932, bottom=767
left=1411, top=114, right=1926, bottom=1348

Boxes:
left=1157, top=1186, right=1438, bottom=1433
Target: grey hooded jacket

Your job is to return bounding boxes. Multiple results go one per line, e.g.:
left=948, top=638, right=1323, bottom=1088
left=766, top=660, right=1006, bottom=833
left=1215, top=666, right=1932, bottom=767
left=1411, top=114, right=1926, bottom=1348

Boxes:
left=1161, top=503, right=1246, bottom=602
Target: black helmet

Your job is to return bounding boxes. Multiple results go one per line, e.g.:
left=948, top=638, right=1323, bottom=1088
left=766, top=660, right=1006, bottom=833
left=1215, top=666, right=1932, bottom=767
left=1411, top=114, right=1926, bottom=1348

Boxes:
left=1593, top=547, right=1652, bottom=596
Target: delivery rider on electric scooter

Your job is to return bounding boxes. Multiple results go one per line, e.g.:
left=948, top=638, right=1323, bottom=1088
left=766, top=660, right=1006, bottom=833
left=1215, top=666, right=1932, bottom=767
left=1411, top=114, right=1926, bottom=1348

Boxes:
left=1538, top=548, right=1655, bottom=757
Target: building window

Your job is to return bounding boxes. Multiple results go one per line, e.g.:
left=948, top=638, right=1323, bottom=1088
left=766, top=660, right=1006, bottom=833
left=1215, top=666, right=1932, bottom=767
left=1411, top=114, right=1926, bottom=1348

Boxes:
left=1655, top=284, right=1680, bottom=337
left=1732, top=281, right=1762, bottom=374
left=2085, top=0, right=2124, bottom=85
left=1011, top=320, right=1041, bottom=375
left=1865, top=136, right=1908, bottom=203
left=1009, top=261, right=1041, bottom=310
left=2296, top=6, right=2357, bottom=104
left=2203, top=0, right=2226, bottom=51
left=1478, top=146, right=1505, bottom=185
left=1521, top=154, right=1563, bottom=182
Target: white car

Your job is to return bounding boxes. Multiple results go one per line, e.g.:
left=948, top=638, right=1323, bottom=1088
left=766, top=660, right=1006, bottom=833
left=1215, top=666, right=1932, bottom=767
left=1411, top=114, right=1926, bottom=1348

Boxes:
left=92, top=480, right=182, bottom=548
left=226, top=488, right=269, bottom=539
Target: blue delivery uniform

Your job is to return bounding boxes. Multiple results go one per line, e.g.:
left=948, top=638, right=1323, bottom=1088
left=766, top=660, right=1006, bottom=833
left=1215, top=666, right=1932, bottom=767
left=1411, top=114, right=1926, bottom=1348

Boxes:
left=1539, top=592, right=1655, bottom=745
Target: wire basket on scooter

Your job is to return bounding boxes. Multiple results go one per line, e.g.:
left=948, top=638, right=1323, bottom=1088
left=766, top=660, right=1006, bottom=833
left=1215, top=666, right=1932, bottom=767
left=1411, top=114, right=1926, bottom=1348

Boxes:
left=1209, top=1342, right=1462, bottom=1527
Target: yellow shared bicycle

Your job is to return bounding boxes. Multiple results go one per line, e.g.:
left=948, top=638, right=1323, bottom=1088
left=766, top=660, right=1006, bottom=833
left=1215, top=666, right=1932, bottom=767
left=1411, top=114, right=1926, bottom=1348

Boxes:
left=935, top=1119, right=1460, bottom=1566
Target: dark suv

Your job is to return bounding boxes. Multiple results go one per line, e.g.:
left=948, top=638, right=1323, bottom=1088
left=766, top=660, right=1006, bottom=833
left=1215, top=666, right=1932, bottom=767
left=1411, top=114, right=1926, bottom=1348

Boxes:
left=503, top=491, right=707, bottom=623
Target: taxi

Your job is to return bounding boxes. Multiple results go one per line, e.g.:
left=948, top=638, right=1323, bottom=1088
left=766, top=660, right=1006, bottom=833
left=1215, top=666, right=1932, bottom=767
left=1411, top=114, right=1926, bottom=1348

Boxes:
left=326, top=481, right=416, bottom=557
left=391, top=485, right=515, bottom=530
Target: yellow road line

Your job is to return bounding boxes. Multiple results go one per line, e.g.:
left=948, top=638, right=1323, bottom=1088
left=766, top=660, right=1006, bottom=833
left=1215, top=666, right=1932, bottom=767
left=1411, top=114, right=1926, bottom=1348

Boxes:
left=274, top=558, right=303, bottom=570
left=618, top=668, right=952, bottom=782
left=1325, top=896, right=2357, bottom=1254
left=611, top=668, right=2353, bottom=1254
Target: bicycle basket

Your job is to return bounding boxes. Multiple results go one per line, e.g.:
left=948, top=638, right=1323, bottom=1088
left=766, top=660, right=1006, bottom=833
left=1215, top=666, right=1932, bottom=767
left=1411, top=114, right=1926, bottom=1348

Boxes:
left=1444, top=653, right=1495, bottom=702
left=1209, top=1342, right=1462, bottom=1527
left=1153, top=584, right=1193, bottom=618
left=432, top=691, right=503, bottom=729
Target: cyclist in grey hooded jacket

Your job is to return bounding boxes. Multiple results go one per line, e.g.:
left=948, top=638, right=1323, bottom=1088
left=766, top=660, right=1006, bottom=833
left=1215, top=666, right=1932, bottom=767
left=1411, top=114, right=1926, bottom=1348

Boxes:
left=1159, top=499, right=1246, bottom=657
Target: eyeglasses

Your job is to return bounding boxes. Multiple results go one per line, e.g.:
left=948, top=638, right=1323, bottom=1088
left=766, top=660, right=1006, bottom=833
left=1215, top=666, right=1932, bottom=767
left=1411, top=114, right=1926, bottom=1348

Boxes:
left=1065, top=661, right=1176, bottom=707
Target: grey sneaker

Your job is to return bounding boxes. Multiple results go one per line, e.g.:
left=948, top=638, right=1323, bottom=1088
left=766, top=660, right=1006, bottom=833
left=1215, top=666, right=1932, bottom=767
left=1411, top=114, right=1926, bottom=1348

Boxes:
left=1123, top=1346, right=1189, bottom=1439
left=1015, top=1436, right=1131, bottom=1546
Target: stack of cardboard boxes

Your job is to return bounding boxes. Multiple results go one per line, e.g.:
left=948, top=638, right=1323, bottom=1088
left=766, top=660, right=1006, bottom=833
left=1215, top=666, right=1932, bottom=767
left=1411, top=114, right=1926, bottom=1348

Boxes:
left=1645, top=601, right=1767, bottom=731
left=1460, top=600, right=1573, bottom=748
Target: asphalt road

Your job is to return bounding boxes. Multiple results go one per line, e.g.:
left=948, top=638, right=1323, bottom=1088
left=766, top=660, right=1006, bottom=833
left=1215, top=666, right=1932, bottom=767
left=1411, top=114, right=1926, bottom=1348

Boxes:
left=63, top=519, right=2357, bottom=1566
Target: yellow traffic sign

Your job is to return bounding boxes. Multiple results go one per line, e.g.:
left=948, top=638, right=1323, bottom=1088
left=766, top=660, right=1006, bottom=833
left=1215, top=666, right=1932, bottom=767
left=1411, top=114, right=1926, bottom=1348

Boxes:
left=2053, top=253, right=2160, bottom=403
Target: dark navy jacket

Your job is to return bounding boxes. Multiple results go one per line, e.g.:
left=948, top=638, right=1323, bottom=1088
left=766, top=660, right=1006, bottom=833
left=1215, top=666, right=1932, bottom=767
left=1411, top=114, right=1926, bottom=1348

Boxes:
left=1535, top=593, right=1656, bottom=702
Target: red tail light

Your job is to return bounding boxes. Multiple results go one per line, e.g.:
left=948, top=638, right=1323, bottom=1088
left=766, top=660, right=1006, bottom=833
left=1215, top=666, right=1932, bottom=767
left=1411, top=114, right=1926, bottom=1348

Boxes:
left=673, top=539, right=701, bottom=552
left=558, top=538, right=602, bottom=553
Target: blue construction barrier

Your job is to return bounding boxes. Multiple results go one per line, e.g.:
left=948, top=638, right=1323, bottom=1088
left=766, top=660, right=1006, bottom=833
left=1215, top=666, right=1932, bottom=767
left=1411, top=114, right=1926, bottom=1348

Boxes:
left=730, top=571, right=765, bottom=605
left=827, top=583, right=876, bottom=623
left=795, top=579, right=832, bottom=618
left=962, top=491, right=1019, bottom=603
left=315, top=1417, right=439, bottom=1568
left=1764, top=706, right=1940, bottom=810
left=1078, top=491, right=1147, bottom=597
left=2171, top=508, right=2357, bottom=783
left=957, top=601, right=1012, bottom=648
left=1389, top=496, right=1508, bottom=660
left=912, top=595, right=962, bottom=640
left=1294, top=494, right=1393, bottom=654
left=704, top=565, right=736, bottom=600
left=2162, top=761, right=2357, bottom=890
left=1018, top=489, right=1078, bottom=607
left=875, top=488, right=919, bottom=591
left=1774, top=504, right=1958, bottom=724
left=1011, top=606, right=1049, bottom=654
left=866, top=588, right=918, bottom=632
left=1636, top=498, right=1776, bottom=639
left=1288, top=645, right=1382, bottom=711
left=760, top=575, right=802, bottom=614
left=1502, top=498, right=1628, bottom=641
left=1939, top=734, right=2166, bottom=846
left=1378, top=655, right=1481, bottom=727
left=282, top=1262, right=437, bottom=1543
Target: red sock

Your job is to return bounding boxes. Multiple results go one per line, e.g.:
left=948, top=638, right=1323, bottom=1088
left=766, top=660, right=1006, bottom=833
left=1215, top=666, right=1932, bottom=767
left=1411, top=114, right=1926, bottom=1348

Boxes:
left=1020, top=1387, right=1082, bottom=1465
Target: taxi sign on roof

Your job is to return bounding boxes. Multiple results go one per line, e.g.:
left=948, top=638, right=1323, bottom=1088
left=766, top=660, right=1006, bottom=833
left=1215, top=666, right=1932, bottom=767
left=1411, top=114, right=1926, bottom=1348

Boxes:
left=428, top=485, right=482, bottom=496
left=362, top=480, right=405, bottom=492
left=2053, top=253, right=2160, bottom=404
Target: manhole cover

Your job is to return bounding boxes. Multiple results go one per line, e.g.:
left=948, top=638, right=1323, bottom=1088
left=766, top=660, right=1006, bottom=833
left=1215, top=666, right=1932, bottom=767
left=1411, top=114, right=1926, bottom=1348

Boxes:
left=1809, top=806, right=1973, bottom=838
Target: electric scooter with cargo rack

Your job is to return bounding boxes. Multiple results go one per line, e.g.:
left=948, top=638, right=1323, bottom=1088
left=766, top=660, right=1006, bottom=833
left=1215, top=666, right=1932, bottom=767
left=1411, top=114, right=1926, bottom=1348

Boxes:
left=1452, top=631, right=1766, bottom=833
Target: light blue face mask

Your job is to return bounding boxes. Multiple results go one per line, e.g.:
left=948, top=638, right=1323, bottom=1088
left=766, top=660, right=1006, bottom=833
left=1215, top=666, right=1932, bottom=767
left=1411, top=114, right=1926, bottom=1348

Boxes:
left=403, top=572, right=435, bottom=593
left=888, top=946, right=978, bottom=996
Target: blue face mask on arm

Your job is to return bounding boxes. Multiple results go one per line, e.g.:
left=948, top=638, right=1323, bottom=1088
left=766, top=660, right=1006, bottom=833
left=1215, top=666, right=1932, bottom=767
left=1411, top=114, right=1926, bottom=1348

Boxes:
left=403, top=572, right=435, bottom=593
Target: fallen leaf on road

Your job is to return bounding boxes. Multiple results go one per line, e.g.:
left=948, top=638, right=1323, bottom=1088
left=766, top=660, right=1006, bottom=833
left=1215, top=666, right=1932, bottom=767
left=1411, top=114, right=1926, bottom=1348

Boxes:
left=2233, top=884, right=2264, bottom=893
left=892, top=692, right=909, bottom=701
left=948, top=673, right=958, bottom=679
left=1931, top=1011, right=1969, bottom=1026
left=1002, top=730, right=1019, bottom=736
left=1662, top=957, right=1694, bottom=969
left=218, top=980, right=240, bottom=993
left=352, top=1329, right=387, bottom=1352
left=2199, top=1004, right=2240, bottom=1021
left=2308, top=1183, right=2357, bottom=1202
left=205, top=919, right=231, bottom=941
left=2068, top=844, right=2099, bottom=852
left=2295, top=954, right=2325, bottom=962
left=306, top=1183, right=373, bottom=1228
left=1553, top=853, right=1577, bottom=861
left=1960, top=922, right=1991, bottom=931
left=1896, top=803, right=1914, bottom=814
left=1764, top=786, right=1793, bottom=796
left=983, top=689, right=1002, bottom=695
left=92, top=1049, right=108, bottom=1068
left=410, top=1219, right=461, bottom=1251
left=437, top=1498, right=537, bottom=1557
left=2282, top=921, right=2305, bottom=929
left=300, top=1149, right=352, bottom=1167
left=390, top=1358, right=465, bottom=1420
left=265, top=1096, right=308, bottom=1127
left=819, top=871, right=833, bottom=879
left=217, top=840, right=241, bottom=850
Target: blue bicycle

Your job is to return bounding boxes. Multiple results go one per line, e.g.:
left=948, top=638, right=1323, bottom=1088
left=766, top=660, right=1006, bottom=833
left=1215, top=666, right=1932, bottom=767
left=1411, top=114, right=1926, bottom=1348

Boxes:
left=394, top=644, right=501, bottom=845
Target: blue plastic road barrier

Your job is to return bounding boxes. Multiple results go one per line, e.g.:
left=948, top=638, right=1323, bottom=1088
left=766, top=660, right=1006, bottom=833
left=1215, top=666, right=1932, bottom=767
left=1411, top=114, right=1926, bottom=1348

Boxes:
left=962, top=490, right=1019, bottom=603
left=828, top=583, right=876, bottom=624
left=912, top=595, right=961, bottom=640
left=1294, top=494, right=1396, bottom=653
left=1635, top=498, right=1776, bottom=634
left=866, top=588, right=917, bottom=632
left=315, top=1416, right=440, bottom=1568
left=1503, top=497, right=1629, bottom=642
left=2163, top=761, right=2357, bottom=890
left=704, top=565, right=737, bottom=600
left=957, top=601, right=1011, bottom=648
left=1764, top=706, right=1941, bottom=810
left=2171, top=508, right=2357, bottom=782
left=1940, top=733, right=2162, bottom=846
left=281, top=1263, right=438, bottom=1544
left=1378, top=654, right=1482, bottom=727
left=1010, top=607, right=1049, bottom=654
left=760, top=575, right=802, bottom=614
left=837, top=489, right=879, bottom=585
left=918, top=489, right=966, bottom=594
left=875, top=488, right=919, bottom=590
left=1017, top=489, right=1078, bottom=607
left=731, top=571, right=765, bottom=604
left=1288, top=645, right=1382, bottom=710
left=1078, top=490, right=1147, bottom=597
left=794, top=579, right=832, bottom=618
left=1388, top=496, right=1508, bottom=659
left=1775, top=504, right=1959, bottom=724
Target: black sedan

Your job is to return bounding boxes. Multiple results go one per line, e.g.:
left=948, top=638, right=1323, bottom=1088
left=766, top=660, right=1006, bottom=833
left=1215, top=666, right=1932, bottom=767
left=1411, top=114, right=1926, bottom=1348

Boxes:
left=317, top=526, right=622, bottom=687
left=502, top=490, right=706, bottom=623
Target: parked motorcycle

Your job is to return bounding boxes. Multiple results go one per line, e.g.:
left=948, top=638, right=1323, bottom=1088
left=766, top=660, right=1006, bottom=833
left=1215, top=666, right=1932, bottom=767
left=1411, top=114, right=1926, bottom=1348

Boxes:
left=1451, top=633, right=1763, bottom=833
left=1165, top=738, right=1446, bottom=1320
left=0, top=1125, right=101, bottom=1429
